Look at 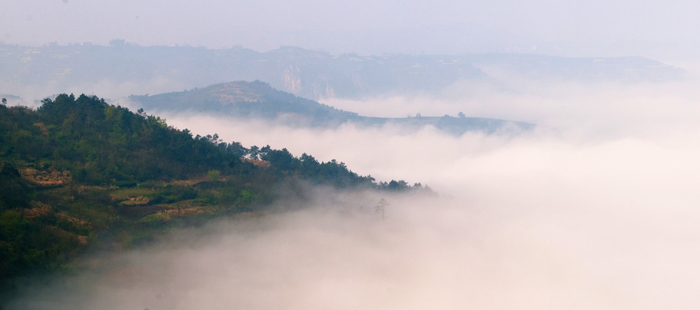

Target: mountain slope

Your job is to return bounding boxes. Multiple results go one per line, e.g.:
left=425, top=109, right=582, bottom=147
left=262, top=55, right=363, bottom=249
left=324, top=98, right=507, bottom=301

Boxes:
left=0, top=95, right=431, bottom=285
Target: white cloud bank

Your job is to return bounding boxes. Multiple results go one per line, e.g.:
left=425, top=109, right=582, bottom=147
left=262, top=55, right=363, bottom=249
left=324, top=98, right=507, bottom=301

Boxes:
left=7, top=76, right=700, bottom=309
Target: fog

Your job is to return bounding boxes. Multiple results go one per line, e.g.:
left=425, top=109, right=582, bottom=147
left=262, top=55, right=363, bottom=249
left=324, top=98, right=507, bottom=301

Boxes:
left=6, top=72, right=700, bottom=309
left=320, top=71, right=700, bottom=135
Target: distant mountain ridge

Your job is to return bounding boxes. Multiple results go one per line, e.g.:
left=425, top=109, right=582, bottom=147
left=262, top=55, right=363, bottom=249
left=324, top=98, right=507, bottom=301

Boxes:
left=130, top=81, right=358, bottom=127
left=129, top=81, right=534, bottom=134
left=466, top=54, right=683, bottom=82
left=0, top=43, right=685, bottom=101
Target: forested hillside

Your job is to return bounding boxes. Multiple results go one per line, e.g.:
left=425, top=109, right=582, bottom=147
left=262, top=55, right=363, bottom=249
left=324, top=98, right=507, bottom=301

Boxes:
left=0, top=94, right=431, bottom=286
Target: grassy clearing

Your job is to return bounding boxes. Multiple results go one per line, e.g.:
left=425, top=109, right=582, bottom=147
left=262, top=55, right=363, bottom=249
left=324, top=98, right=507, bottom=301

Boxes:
left=110, top=188, right=155, bottom=201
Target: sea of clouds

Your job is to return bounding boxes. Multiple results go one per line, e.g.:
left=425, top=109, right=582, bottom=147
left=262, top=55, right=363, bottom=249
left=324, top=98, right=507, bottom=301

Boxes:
left=7, top=69, right=700, bottom=309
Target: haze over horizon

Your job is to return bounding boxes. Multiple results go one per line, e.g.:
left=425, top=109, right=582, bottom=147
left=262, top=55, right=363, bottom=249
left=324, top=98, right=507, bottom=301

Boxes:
left=2, top=0, right=700, bottom=62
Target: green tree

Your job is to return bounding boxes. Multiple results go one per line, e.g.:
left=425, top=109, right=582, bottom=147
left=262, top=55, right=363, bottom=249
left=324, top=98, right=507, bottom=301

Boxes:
left=208, top=169, right=220, bottom=182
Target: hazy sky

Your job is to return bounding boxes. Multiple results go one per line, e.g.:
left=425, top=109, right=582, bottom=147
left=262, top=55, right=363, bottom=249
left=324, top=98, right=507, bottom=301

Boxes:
left=2, top=0, right=699, bottom=59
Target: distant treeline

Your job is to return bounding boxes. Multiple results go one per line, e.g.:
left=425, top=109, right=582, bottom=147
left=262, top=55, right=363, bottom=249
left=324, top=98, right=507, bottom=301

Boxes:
left=0, top=94, right=432, bottom=286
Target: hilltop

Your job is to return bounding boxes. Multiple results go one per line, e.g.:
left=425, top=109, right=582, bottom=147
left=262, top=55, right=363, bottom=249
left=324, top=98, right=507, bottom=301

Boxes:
left=129, top=81, right=534, bottom=134
left=129, top=80, right=359, bottom=127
